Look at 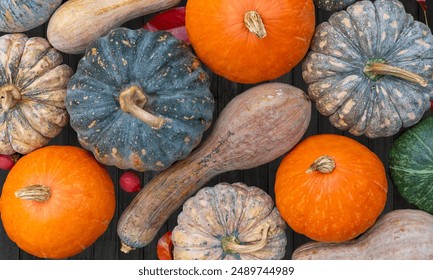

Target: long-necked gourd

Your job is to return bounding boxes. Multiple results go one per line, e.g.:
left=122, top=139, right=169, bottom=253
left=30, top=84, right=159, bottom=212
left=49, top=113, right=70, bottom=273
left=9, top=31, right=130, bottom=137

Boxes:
left=117, top=82, right=312, bottom=252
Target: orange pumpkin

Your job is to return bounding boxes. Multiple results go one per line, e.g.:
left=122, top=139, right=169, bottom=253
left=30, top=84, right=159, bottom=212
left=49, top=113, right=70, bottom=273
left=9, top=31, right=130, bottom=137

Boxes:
left=0, top=146, right=115, bottom=259
left=274, top=134, right=388, bottom=243
left=185, top=0, right=315, bottom=84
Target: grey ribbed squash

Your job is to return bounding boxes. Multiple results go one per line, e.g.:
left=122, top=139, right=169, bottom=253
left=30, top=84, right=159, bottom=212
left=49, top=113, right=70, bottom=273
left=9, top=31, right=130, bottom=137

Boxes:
left=172, top=182, right=287, bottom=260
left=66, top=27, right=215, bottom=171
left=0, top=33, right=72, bottom=155
left=314, top=0, right=357, bottom=11
left=0, top=0, right=62, bottom=32
left=303, top=0, right=433, bottom=138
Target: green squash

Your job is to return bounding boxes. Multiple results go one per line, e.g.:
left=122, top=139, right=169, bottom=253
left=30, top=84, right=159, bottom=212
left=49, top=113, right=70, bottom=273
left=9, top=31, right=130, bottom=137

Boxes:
left=314, top=0, right=357, bottom=11
left=389, top=116, right=433, bottom=213
left=303, top=0, right=433, bottom=138
left=66, top=27, right=215, bottom=171
left=0, top=0, right=63, bottom=32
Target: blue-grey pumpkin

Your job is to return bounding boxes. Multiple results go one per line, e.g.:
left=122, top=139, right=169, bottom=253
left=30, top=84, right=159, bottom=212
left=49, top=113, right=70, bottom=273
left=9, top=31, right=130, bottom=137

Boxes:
left=303, top=0, right=433, bottom=138
left=314, top=0, right=357, bottom=12
left=0, top=0, right=63, bottom=32
left=66, top=27, right=215, bottom=171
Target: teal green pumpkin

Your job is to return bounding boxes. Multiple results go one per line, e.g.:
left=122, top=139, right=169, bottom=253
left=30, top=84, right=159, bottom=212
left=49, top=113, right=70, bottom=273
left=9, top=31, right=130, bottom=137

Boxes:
left=0, top=0, right=63, bottom=32
left=66, top=27, right=215, bottom=171
left=389, top=116, right=433, bottom=213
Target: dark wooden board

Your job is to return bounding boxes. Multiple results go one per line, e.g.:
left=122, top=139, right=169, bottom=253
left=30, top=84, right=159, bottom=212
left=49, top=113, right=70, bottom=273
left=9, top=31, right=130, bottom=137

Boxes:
left=0, top=0, right=430, bottom=260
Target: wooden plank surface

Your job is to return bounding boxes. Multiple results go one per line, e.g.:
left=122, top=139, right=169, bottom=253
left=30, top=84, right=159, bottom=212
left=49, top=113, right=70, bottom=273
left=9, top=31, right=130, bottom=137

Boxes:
left=0, top=0, right=430, bottom=260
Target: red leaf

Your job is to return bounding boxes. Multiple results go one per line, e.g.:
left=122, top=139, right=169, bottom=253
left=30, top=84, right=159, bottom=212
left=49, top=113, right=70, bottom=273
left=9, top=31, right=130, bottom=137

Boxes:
left=143, top=7, right=189, bottom=44
left=417, top=0, right=427, bottom=11
left=144, top=7, right=185, bottom=30
left=430, top=100, right=433, bottom=111
left=157, top=231, right=173, bottom=260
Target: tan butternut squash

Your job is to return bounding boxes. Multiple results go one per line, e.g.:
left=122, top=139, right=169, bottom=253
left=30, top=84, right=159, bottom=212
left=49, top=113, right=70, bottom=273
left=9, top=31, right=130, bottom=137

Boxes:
left=117, top=82, right=312, bottom=252
left=47, top=0, right=181, bottom=54
left=292, top=209, right=433, bottom=260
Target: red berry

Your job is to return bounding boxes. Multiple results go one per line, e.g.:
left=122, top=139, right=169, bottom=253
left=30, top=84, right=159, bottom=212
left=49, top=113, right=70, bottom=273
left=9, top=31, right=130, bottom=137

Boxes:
left=119, top=171, right=141, bottom=192
left=430, top=100, right=433, bottom=111
left=0, top=154, right=17, bottom=170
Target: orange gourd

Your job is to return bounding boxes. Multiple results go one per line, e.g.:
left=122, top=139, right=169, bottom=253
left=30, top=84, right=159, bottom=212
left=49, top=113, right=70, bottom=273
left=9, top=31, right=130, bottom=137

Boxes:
left=185, top=0, right=315, bottom=84
left=0, top=146, right=115, bottom=259
left=274, top=134, right=388, bottom=243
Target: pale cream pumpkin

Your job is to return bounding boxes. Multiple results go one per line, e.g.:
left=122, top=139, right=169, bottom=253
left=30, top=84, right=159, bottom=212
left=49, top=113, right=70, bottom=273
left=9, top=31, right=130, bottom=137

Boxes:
left=0, top=33, right=72, bottom=155
left=172, top=182, right=287, bottom=260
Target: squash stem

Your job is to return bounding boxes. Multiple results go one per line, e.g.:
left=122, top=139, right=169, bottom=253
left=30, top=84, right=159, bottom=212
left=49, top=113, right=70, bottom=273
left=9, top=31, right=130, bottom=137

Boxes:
left=222, top=224, right=270, bottom=254
left=0, top=85, right=21, bottom=110
left=119, top=85, right=165, bottom=129
left=363, top=62, right=427, bottom=87
left=120, top=242, right=135, bottom=253
left=244, top=11, right=267, bottom=39
left=306, top=155, right=335, bottom=174
left=15, top=185, right=51, bottom=202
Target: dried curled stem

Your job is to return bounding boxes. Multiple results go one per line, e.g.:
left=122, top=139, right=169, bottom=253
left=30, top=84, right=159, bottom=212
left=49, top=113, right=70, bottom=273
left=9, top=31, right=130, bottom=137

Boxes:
left=244, top=11, right=267, bottom=39
left=222, top=224, right=270, bottom=254
left=0, top=85, right=21, bottom=110
left=306, top=155, right=336, bottom=174
left=15, top=185, right=51, bottom=202
left=119, top=85, right=165, bottom=129
left=364, top=62, right=427, bottom=87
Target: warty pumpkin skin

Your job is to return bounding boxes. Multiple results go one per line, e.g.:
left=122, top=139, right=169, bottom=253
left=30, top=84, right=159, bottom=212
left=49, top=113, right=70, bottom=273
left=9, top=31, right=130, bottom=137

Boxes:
left=66, top=27, right=215, bottom=172
left=389, top=116, right=433, bottom=214
left=185, top=0, right=316, bottom=84
left=292, top=209, right=433, bottom=260
left=0, top=146, right=116, bottom=259
left=274, top=134, right=388, bottom=243
left=172, top=182, right=287, bottom=260
left=303, top=0, right=433, bottom=138
left=0, top=33, right=72, bottom=155
left=0, top=0, right=62, bottom=32
left=314, top=0, right=357, bottom=11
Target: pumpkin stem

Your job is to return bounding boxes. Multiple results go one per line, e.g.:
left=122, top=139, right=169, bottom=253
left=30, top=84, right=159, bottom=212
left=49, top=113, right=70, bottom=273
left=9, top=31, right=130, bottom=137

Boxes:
left=119, top=85, right=165, bottom=129
left=120, top=241, right=136, bottom=253
left=306, top=155, right=335, bottom=174
left=244, top=11, right=267, bottom=39
left=222, top=224, right=270, bottom=254
left=363, top=62, right=427, bottom=87
left=15, top=185, right=51, bottom=202
left=0, top=85, right=21, bottom=110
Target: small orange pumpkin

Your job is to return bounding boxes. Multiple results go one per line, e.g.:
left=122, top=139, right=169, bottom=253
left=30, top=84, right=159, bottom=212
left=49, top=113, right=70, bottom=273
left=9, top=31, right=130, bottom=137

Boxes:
left=274, top=134, right=388, bottom=243
left=0, top=146, right=115, bottom=259
left=185, top=0, right=316, bottom=84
